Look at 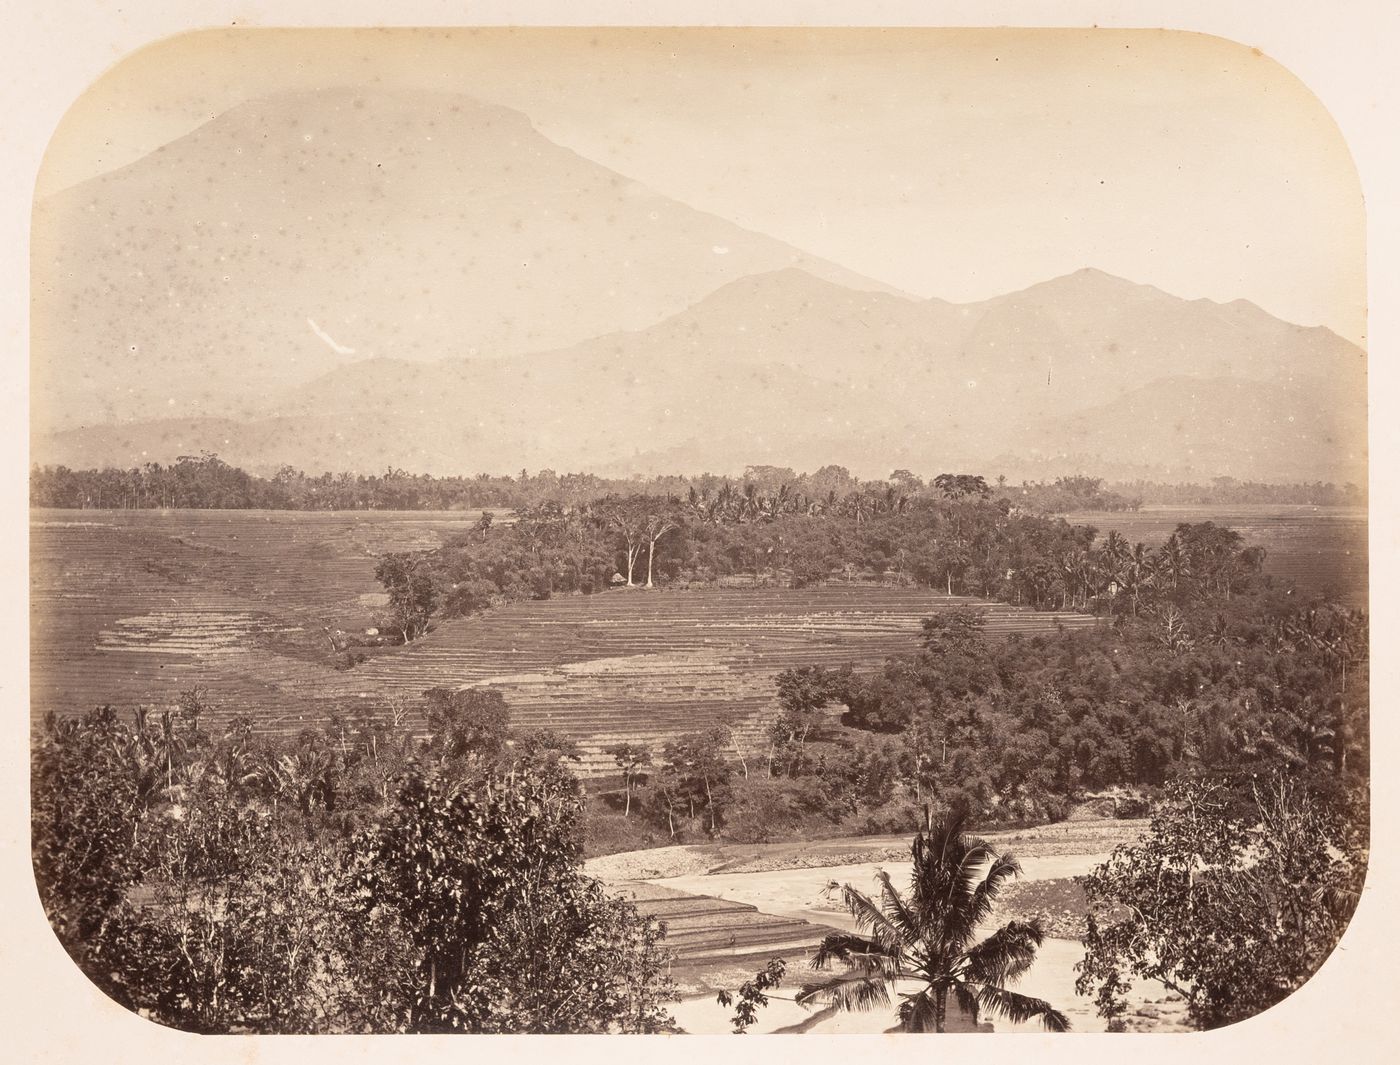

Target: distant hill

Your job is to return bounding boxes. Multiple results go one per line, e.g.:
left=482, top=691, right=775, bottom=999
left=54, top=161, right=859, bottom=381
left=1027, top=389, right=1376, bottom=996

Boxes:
left=1007, top=374, right=1367, bottom=484
left=35, top=266, right=1367, bottom=483
left=32, top=87, right=902, bottom=430
left=31, top=88, right=1366, bottom=483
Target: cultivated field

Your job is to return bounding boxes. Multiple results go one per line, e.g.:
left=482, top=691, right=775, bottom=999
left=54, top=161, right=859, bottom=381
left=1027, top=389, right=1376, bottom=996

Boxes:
left=31, top=509, right=1095, bottom=775
left=1064, top=503, right=1368, bottom=607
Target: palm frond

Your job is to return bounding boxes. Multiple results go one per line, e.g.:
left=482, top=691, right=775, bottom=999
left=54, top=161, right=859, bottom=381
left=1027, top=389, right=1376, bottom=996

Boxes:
left=974, top=852, right=1022, bottom=903
left=874, top=869, right=921, bottom=943
left=914, top=837, right=998, bottom=951
left=838, top=883, right=905, bottom=954
left=797, top=973, right=893, bottom=1015
left=968, top=983, right=1071, bottom=1032
left=952, top=984, right=981, bottom=1027
left=897, top=989, right=940, bottom=1033
left=950, top=851, right=1023, bottom=944
left=810, top=931, right=900, bottom=979
left=963, top=919, right=1045, bottom=985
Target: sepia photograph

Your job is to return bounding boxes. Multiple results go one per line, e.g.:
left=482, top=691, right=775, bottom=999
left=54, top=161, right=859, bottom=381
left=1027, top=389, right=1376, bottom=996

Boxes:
left=11, top=4, right=1388, bottom=1050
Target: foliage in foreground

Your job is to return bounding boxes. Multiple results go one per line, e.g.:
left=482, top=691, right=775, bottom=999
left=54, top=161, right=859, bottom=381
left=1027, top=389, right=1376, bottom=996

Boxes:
left=1076, top=776, right=1366, bottom=1030
left=351, top=767, right=675, bottom=1033
left=716, top=959, right=787, bottom=1034
left=796, top=806, right=1069, bottom=1033
left=31, top=705, right=676, bottom=1033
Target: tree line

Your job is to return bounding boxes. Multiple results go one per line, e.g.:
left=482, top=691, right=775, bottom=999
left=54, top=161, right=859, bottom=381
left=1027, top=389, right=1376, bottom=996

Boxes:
left=1114, top=476, right=1366, bottom=508
left=31, top=456, right=988, bottom=512
left=31, top=456, right=1362, bottom=514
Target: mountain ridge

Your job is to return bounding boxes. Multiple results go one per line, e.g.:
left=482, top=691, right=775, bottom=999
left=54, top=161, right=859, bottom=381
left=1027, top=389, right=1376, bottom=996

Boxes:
left=30, top=87, right=1366, bottom=484
left=32, top=86, right=908, bottom=430
left=34, top=264, right=1367, bottom=483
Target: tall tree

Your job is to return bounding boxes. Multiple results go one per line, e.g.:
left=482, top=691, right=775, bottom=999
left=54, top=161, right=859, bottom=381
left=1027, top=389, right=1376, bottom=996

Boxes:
left=604, top=742, right=653, bottom=817
left=600, top=497, right=647, bottom=586
left=643, top=510, right=680, bottom=589
left=374, top=552, right=439, bottom=643
left=661, top=728, right=733, bottom=833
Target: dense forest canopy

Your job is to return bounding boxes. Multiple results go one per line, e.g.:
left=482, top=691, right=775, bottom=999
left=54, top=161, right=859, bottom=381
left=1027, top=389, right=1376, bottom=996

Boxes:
left=33, top=692, right=678, bottom=1034
left=583, top=575, right=1367, bottom=845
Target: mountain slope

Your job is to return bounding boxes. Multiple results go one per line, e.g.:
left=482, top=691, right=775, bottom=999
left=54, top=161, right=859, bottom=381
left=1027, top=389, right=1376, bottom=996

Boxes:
left=31, top=87, right=903, bottom=430
left=939, top=268, right=1365, bottom=413
left=1007, top=374, right=1367, bottom=483
left=34, top=267, right=1368, bottom=483
left=29, top=83, right=1366, bottom=483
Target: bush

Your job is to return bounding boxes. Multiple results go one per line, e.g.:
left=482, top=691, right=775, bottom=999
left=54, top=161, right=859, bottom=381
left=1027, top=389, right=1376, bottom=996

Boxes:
left=583, top=804, right=669, bottom=858
left=1077, top=776, right=1364, bottom=1030
left=442, top=578, right=500, bottom=617
left=1114, top=793, right=1153, bottom=819
left=849, top=799, right=925, bottom=835
left=725, top=779, right=804, bottom=843
left=789, top=559, right=831, bottom=588
left=353, top=765, right=677, bottom=1032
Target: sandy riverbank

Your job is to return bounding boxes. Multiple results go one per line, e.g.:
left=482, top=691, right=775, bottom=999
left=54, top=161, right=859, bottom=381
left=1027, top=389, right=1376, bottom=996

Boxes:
left=592, top=818, right=1191, bottom=1034
left=584, top=818, right=1150, bottom=881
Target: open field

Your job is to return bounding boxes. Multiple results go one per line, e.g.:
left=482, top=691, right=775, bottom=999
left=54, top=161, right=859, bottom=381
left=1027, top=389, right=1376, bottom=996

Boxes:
left=1063, top=503, right=1368, bottom=607
left=32, top=509, right=1094, bottom=775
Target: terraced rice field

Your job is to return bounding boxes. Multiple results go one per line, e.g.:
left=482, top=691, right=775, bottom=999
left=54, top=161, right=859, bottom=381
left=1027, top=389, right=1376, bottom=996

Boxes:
left=613, top=881, right=840, bottom=968
left=32, top=509, right=1095, bottom=776
left=1064, top=504, right=1368, bottom=607
left=31, top=508, right=483, bottom=733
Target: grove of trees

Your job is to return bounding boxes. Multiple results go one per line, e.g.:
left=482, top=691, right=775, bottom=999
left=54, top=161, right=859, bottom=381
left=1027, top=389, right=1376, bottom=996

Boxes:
left=31, top=693, right=677, bottom=1033
left=582, top=524, right=1365, bottom=857
left=376, top=483, right=1279, bottom=646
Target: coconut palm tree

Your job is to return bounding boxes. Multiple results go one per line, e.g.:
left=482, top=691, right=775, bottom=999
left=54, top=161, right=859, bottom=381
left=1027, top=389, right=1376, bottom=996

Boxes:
left=1100, top=531, right=1130, bottom=612
left=1155, top=533, right=1191, bottom=591
left=1123, top=541, right=1153, bottom=616
left=796, top=807, right=1070, bottom=1033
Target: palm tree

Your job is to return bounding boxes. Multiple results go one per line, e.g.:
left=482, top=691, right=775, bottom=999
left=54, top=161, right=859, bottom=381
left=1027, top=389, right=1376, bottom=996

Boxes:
left=1101, top=531, right=1130, bottom=612
left=1124, top=541, right=1153, bottom=616
left=1155, top=533, right=1191, bottom=591
left=796, top=807, right=1070, bottom=1033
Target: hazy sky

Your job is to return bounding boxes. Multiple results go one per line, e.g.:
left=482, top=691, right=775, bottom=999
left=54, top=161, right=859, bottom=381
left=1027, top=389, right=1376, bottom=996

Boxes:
left=37, top=27, right=1366, bottom=343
